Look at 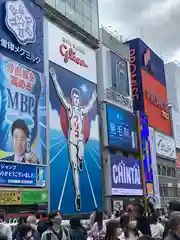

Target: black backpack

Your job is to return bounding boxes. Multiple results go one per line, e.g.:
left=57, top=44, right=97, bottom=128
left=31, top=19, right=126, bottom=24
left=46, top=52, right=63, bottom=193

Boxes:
left=46, top=227, right=69, bottom=240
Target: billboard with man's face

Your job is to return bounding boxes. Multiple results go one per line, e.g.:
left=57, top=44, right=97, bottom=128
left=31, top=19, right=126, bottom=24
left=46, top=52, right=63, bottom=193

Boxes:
left=0, top=54, right=46, bottom=187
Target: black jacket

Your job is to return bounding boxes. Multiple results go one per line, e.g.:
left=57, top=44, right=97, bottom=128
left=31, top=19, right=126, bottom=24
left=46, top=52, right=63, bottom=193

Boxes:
left=136, top=215, right=151, bottom=236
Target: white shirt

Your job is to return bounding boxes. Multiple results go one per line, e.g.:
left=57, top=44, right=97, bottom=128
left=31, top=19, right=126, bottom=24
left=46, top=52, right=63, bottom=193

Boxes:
left=150, top=223, right=164, bottom=239
left=0, top=222, right=12, bottom=240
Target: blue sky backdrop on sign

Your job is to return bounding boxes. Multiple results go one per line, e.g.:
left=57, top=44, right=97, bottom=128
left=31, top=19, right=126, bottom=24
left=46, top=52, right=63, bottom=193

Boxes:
left=0, top=0, right=44, bottom=73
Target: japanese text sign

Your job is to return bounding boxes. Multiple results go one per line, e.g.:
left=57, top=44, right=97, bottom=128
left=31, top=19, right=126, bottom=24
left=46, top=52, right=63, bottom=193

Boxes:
left=0, top=162, right=46, bottom=187
left=0, top=191, right=22, bottom=205
left=0, top=0, right=44, bottom=73
left=106, top=104, right=138, bottom=152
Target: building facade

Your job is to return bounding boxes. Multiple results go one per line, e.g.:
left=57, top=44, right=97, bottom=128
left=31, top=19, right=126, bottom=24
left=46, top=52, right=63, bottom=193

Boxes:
left=0, top=0, right=47, bottom=222
left=128, top=38, right=177, bottom=207
left=97, top=29, right=143, bottom=214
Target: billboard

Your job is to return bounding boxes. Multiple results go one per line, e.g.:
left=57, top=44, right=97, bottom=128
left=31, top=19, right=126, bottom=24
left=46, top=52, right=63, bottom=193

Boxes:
left=111, top=155, right=143, bottom=196
left=128, top=38, right=166, bottom=86
left=171, top=109, right=180, bottom=149
left=106, top=104, right=138, bottom=152
left=142, top=69, right=171, bottom=136
left=48, top=21, right=97, bottom=84
left=138, top=112, right=154, bottom=196
left=149, top=127, right=161, bottom=208
left=49, top=62, right=102, bottom=214
left=0, top=0, right=44, bottom=73
left=110, top=51, right=129, bottom=96
left=155, top=131, right=176, bottom=160
left=176, top=152, right=180, bottom=169
left=0, top=54, right=46, bottom=186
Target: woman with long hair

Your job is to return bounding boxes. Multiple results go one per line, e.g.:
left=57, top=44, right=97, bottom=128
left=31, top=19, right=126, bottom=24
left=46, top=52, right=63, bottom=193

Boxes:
left=88, top=211, right=106, bottom=240
left=120, top=213, right=141, bottom=240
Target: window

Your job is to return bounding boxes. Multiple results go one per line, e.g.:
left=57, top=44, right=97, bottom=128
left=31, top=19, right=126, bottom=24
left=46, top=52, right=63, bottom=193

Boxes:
left=66, top=0, right=75, bottom=7
left=111, top=52, right=129, bottom=96
left=172, top=168, right=176, bottom=177
left=75, top=0, right=83, bottom=12
left=158, top=164, right=161, bottom=175
left=83, top=1, right=91, bottom=19
left=91, top=8, right=98, bottom=25
left=83, top=17, right=91, bottom=34
left=66, top=2, right=75, bottom=21
left=162, top=166, right=166, bottom=176
left=167, top=167, right=171, bottom=177
left=92, top=23, right=98, bottom=39
left=75, top=10, right=83, bottom=28
left=56, top=0, right=65, bottom=14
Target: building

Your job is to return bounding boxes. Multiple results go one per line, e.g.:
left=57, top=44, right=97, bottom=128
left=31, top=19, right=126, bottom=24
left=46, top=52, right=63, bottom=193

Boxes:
left=45, top=0, right=99, bottom=48
left=0, top=0, right=47, bottom=222
left=165, top=62, right=180, bottom=201
left=128, top=38, right=177, bottom=207
left=97, top=29, right=143, bottom=214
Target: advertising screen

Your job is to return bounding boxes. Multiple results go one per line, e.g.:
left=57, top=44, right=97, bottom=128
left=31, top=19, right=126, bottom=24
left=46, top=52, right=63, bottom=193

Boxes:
left=111, top=155, right=143, bottom=196
left=142, top=69, right=171, bottom=136
left=138, top=112, right=154, bottom=196
left=49, top=62, right=102, bottom=214
left=0, top=0, right=44, bottom=73
left=0, top=54, right=46, bottom=187
left=106, top=104, right=138, bottom=153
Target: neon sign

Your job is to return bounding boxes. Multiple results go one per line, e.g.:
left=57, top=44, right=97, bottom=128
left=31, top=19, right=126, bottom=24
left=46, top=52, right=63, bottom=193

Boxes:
left=130, top=49, right=139, bottom=100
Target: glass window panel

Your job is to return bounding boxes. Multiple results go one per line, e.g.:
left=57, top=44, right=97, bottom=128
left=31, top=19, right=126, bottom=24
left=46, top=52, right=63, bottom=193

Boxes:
left=66, top=2, right=75, bottom=21
left=83, top=1, right=91, bottom=19
left=92, top=22, right=98, bottom=39
left=66, top=0, right=75, bottom=7
left=75, top=0, right=83, bottom=12
left=75, top=10, right=83, bottom=28
left=56, top=0, right=65, bottom=14
left=91, top=8, right=98, bottom=25
left=83, top=17, right=91, bottom=34
left=46, top=0, right=56, bottom=6
left=91, top=0, right=97, bottom=10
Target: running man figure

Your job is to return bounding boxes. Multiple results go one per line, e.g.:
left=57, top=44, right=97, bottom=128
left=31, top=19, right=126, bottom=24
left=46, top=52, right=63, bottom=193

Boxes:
left=49, top=67, right=97, bottom=211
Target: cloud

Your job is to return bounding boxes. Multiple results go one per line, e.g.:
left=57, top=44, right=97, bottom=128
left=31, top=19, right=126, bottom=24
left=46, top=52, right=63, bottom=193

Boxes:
left=89, top=116, right=100, bottom=140
left=99, top=0, right=180, bottom=62
left=49, top=104, right=61, bottom=131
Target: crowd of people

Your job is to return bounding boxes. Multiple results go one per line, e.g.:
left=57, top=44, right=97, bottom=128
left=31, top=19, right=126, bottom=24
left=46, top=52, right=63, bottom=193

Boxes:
left=0, top=201, right=180, bottom=240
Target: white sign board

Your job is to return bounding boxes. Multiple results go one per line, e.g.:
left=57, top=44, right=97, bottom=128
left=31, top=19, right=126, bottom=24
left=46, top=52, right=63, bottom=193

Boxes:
left=48, top=21, right=97, bottom=84
left=155, top=131, right=176, bottom=159
left=171, top=108, right=180, bottom=149
left=149, top=127, right=161, bottom=208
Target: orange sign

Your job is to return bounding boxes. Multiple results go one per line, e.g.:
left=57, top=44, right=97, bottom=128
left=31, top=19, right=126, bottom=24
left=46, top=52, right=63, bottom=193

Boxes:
left=142, top=69, right=171, bottom=136
left=176, top=152, right=180, bottom=169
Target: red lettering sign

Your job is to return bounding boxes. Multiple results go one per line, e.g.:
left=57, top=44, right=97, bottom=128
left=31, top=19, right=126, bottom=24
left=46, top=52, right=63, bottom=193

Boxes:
left=59, top=44, right=88, bottom=68
left=130, top=49, right=139, bottom=100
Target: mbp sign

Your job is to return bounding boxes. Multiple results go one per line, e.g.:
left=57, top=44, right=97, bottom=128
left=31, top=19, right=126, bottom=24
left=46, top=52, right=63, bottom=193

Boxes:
left=48, top=22, right=97, bottom=84
left=155, top=131, right=176, bottom=160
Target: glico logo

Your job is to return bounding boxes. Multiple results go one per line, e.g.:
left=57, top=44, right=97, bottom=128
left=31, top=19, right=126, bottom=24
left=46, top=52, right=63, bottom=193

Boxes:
left=59, top=44, right=88, bottom=68
left=146, top=89, right=169, bottom=120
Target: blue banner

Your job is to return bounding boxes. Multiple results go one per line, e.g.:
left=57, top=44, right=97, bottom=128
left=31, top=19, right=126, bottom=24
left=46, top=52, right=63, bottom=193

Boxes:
left=106, top=104, right=138, bottom=153
left=0, top=162, right=46, bottom=187
left=111, top=155, right=143, bottom=196
left=0, top=0, right=44, bottom=73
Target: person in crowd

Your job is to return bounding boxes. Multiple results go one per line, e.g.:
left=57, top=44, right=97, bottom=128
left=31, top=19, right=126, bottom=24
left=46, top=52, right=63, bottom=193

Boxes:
left=41, top=211, right=69, bottom=240
left=163, top=201, right=180, bottom=239
left=136, top=204, right=151, bottom=236
left=0, top=213, right=12, bottom=240
left=13, top=217, right=27, bottom=240
left=120, top=213, right=141, bottom=240
left=164, top=213, right=180, bottom=240
left=27, top=216, right=40, bottom=240
left=15, top=224, right=33, bottom=240
left=150, top=212, right=164, bottom=239
left=105, top=222, right=119, bottom=240
left=88, top=211, right=106, bottom=239
left=69, top=217, right=86, bottom=240
left=37, top=213, right=49, bottom=237
left=0, top=233, right=8, bottom=240
left=138, top=236, right=153, bottom=240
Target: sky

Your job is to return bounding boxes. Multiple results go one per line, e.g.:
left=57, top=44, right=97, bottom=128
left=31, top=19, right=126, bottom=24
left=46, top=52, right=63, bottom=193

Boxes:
left=98, top=0, right=180, bottom=63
